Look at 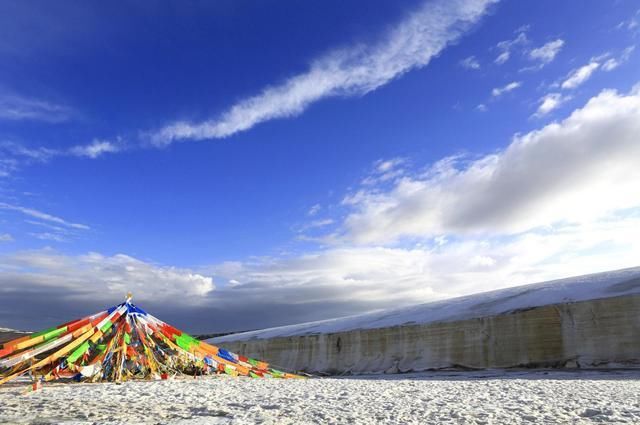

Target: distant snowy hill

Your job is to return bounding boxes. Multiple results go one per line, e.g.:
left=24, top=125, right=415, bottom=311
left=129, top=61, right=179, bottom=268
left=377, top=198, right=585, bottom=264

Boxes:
left=212, top=266, right=640, bottom=344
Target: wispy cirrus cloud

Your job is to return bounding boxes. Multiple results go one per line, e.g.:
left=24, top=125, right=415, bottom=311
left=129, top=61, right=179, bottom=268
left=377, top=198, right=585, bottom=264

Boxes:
left=361, top=158, right=407, bottom=186
left=0, top=233, right=13, bottom=242
left=616, top=9, right=639, bottom=32
left=69, top=139, right=121, bottom=158
left=561, top=61, right=600, bottom=89
left=28, top=232, right=68, bottom=242
left=0, top=141, right=58, bottom=162
left=297, top=218, right=335, bottom=234
left=460, top=55, right=481, bottom=70
left=24, top=220, right=68, bottom=233
left=0, top=158, right=18, bottom=178
left=491, top=81, right=521, bottom=97
left=0, top=94, right=73, bottom=123
left=601, top=46, right=635, bottom=71
left=1, top=139, right=122, bottom=162
left=23, top=220, right=75, bottom=243
left=151, top=0, right=498, bottom=145
left=602, top=59, right=620, bottom=72
left=0, top=202, right=90, bottom=230
left=540, top=47, right=635, bottom=105
left=532, top=92, right=571, bottom=117
left=528, top=39, right=564, bottom=65
left=493, top=28, right=528, bottom=65
left=307, top=204, right=322, bottom=217
left=0, top=138, right=123, bottom=178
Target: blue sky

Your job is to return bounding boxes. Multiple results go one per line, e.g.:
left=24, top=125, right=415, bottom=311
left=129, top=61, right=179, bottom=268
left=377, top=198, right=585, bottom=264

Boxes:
left=1, top=0, right=639, bottom=332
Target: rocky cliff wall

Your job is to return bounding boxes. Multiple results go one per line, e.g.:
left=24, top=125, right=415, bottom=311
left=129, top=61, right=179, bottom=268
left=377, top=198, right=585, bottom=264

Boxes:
left=219, top=295, right=640, bottom=374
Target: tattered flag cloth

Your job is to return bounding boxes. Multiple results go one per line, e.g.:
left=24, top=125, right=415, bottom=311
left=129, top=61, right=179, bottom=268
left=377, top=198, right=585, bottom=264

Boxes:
left=0, top=295, right=303, bottom=385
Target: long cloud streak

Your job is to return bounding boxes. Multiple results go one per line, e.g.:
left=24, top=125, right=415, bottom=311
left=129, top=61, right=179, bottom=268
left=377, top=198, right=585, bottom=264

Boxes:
left=151, top=0, right=497, bottom=145
left=0, top=202, right=90, bottom=230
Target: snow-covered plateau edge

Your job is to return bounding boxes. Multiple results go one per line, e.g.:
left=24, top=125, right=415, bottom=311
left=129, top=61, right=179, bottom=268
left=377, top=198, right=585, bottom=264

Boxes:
left=211, top=266, right=640, bottom=343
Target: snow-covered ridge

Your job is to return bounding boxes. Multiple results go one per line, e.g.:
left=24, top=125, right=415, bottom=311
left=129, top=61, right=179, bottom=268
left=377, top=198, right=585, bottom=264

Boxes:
left=212, top=266, right=640, bottom=343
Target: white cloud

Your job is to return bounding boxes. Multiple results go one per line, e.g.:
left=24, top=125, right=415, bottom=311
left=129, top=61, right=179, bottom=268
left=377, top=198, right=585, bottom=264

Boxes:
left=208, top=215, right=640, bottom=316
left=377, top=158, right=405, bottom=173
left=601, top=46, right=635, bottom=72
left=361, top=158, right=407, bottom=186
left=24, top=220, right=68, bottom=233
left=0, top=158, right=19, bottom=177
left=618, top=11, right=639, bottom=32
left=0, top=233, right=13, bottom=242
left=491, top=81, right=521, bottom=97
left=0, top=94, right=73, bottom=122
left=210, top=247, right=447, bottom=306
left=70, top=139, right=121, bottom=158
left=533, top=92, right=570, bottom=117
left=227, top=279, right=241, bottom=287
left=29, top=232, right=67, bottom=242
left=460, top=55, right=481, bottom=69
left=151, top=0, right=498, bottom=145
left=0, top=202, right=90, bottom=230
left=528, top=39, right=564, bottom=65
left=561, top=61, right=600, bottom=89
left=2, top=218, right=640, bottom=330
left=494, top=30, right=528, bottom=65
left=297, top=217, right=336, bottom=235
left=307, top=204, right=321, bottom=216
left=337, top=87, right=640, bottom=244
left=558, top=48, right=634, bottom=91
left=0, top=249, right=215, bottom=304
left=602, top=58, right=618, bottom=72
left=308, top=219, right=334, bottom=229
left=0, top=141, right=58, bottom=162
left=0, top=137, right=122, bottom=178
left=494, top=51, right=510, bottom=65
left=476, top=103, right=487, bottom=112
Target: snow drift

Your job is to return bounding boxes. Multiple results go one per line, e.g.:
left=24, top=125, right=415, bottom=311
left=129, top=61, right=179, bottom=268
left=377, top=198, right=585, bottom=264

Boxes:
left=212, top=267, right=640, bottom=374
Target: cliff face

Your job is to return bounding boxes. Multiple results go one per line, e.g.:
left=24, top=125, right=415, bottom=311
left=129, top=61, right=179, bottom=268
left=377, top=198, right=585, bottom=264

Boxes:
left=219, top=295, right=640, bottom=374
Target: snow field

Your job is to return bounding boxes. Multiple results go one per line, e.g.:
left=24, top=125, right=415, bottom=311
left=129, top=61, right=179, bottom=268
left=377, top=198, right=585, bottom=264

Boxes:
left=0, top=371, right=639, bottom=424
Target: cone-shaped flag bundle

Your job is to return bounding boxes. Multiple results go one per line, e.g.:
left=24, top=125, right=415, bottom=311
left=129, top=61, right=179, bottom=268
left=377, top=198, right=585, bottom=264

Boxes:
left=0, top=295, right=303, bottom=385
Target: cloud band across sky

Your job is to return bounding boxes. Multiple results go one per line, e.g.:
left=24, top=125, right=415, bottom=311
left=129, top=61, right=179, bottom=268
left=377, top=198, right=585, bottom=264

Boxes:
left=3, top=213, right=639, bottom=333
left=151, top=0, right=498, bottom=145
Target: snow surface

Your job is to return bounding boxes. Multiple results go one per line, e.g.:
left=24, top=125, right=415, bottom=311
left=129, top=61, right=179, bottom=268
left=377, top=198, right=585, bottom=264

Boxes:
left=213, top=266, right=640, bottom=343
left=1, top=371, right=639, bottom=424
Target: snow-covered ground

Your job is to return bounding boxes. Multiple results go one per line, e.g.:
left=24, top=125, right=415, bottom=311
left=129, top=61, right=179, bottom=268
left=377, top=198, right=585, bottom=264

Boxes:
left=1, top=371, right=639, bottom=424
left=213, top=266, right=640, bottom=343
